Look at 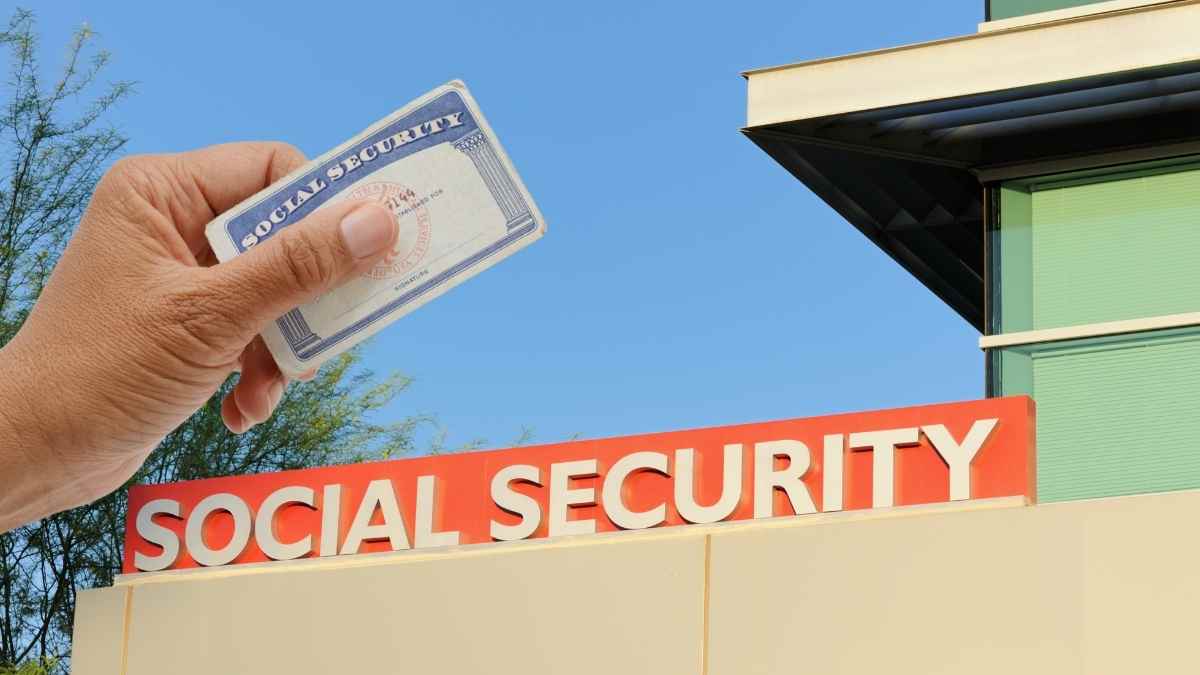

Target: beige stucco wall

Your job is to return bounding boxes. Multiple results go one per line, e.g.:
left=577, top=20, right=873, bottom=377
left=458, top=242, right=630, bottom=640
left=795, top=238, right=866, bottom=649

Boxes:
left=72, top=490, right=1200, bottom=674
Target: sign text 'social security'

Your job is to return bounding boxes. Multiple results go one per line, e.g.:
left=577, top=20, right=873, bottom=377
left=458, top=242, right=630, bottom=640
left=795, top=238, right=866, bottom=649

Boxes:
left=125, top=397, right=1035, bottom=573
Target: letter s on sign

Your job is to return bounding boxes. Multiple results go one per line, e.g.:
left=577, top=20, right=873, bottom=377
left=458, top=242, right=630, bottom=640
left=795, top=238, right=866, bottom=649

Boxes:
left=134, top=499, right=183, bottom=572
left=490, top=464, right=542, bottom=541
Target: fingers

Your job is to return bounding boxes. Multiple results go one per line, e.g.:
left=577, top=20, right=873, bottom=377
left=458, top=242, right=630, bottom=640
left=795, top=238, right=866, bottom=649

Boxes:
left=222, top=338, right=286, bottom=434
left=161, top=142, right=308, bottom=256
left=221, top=393, right=250, bottom=435
left=178, top=141, right=308, bottom=212
left=201, top=199, right=398, bottom=338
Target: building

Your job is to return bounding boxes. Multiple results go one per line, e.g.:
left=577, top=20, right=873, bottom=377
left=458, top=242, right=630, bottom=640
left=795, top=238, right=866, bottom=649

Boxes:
left=745, top=0, right=1200, bottom=504
left=72, top=1, right=1200, bottom=672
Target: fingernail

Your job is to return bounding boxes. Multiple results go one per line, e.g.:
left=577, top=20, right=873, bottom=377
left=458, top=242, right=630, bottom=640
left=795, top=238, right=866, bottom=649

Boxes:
left=298, top=368, right=318, bottom=382
left=267, top=379, right=285, bottom=413
left=340, top=203, right=396, bottom=259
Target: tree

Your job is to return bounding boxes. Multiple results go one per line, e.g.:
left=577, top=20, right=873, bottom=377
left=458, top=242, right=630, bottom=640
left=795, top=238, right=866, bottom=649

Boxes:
left=0, top=658, right=56, bottom=675
left=0, top=10, right=425, bottom=671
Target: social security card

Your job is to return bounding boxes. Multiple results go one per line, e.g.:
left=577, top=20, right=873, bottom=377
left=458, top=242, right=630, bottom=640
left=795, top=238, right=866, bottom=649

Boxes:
left=205, top=81, right=546, bottom=376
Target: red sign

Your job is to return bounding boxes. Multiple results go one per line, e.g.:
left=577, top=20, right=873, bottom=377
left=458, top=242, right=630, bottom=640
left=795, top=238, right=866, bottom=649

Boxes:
left=124, top=396, right=1035, bottom=573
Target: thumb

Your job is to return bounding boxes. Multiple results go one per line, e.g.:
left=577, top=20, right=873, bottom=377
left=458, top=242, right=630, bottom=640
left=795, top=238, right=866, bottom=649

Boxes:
left=203, top=200, right=398, bottom=334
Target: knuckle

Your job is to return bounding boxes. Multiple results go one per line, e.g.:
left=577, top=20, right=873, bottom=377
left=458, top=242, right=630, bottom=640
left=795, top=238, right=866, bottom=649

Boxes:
left=267, top=142, right=307, bottom=180
left=102, top=155, right=158, bottom=195
left=276, top=229, right=337, bottom=293
left=94, top=155, right=166, bottom=218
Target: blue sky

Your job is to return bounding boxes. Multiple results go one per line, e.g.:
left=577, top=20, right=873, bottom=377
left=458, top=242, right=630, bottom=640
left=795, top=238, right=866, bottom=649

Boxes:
left=33, top=0, right=985, bottom=450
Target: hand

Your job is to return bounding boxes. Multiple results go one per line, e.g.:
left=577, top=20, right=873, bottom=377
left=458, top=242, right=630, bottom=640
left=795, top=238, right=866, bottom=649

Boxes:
left=0, top=142, right=398, bottom=531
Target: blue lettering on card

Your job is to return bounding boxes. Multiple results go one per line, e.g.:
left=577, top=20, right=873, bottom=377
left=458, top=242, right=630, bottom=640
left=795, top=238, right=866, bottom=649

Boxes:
left=224, top=91, right=479, bottom=252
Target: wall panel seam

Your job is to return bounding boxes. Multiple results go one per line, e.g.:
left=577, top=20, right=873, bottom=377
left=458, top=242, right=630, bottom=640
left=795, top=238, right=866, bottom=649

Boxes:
left=702, top=534, right=711, bottom=675
left=119, top=586, right=132, bottom=675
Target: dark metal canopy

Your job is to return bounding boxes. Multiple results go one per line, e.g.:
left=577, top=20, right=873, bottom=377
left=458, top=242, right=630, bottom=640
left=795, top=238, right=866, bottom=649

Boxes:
left=744, top=61, right=1200, bottom=329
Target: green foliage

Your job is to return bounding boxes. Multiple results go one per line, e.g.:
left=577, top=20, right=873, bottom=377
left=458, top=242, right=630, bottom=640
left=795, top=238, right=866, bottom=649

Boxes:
left=0, top=9, right=131, bottom=346
left=0, top=657, right=56, bottom=675
left=0, top=9, right=427, bottom=672
left=0, top=351, right=419, bottom=669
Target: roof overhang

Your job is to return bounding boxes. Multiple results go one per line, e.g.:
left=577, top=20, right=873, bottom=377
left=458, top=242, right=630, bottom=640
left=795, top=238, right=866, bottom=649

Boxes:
left=744, top=0, right=1200, bottom=329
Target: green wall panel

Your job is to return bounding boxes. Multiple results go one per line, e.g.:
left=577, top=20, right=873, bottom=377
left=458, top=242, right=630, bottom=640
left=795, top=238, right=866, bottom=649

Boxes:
left=989, top=0, right=1107, bottom=21
left=1032, top=331, right=1200, bottom=502
left=995, top=161, right=1200, bottom=504
left=1030, top=166, right=1200, bottom=329
left=995, top=348, right=1032, bottom=398
left=997, top=186, right=1033, bottom=333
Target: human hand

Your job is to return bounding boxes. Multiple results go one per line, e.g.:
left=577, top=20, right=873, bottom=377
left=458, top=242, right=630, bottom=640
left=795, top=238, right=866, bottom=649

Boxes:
left=0, top=142, right=398, bottom=530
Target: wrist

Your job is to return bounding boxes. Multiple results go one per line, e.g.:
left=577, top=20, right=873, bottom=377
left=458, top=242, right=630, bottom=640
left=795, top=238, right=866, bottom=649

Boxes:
left=0, top=337, right=77, bottom=530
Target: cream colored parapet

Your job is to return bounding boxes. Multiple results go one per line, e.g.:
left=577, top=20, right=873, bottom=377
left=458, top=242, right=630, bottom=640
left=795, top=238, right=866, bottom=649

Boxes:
left=709, top=489, right=1200, bottom=674
left=73, top=498, right=1021, bottom=674
left=72, top=490, right=1200, bottom=674
left=70, top=588, right=129, bottom=675
left=744, top=0, right=1200, bottom=128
